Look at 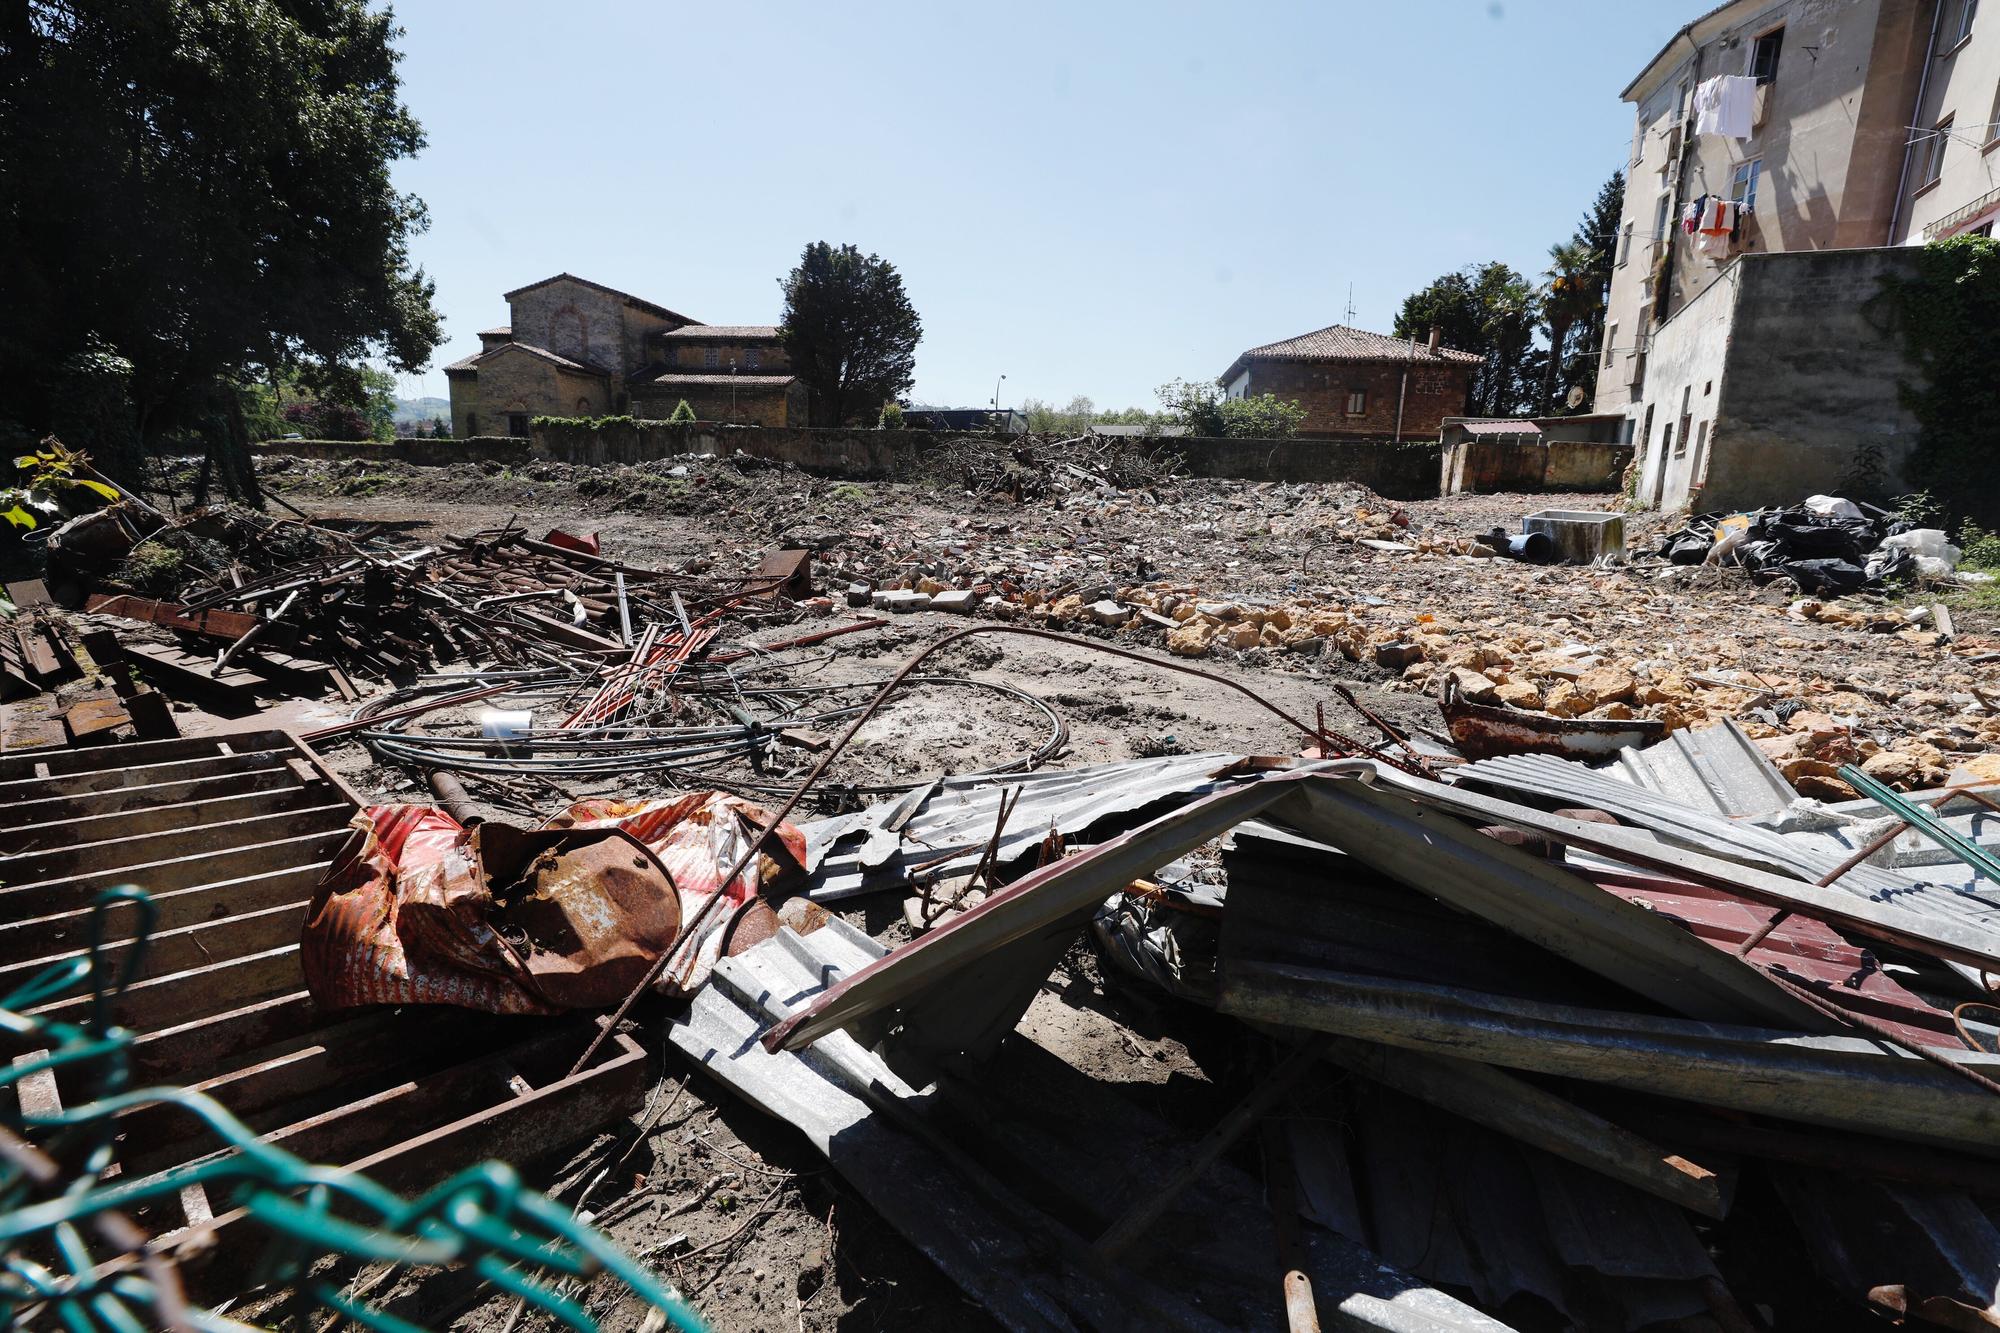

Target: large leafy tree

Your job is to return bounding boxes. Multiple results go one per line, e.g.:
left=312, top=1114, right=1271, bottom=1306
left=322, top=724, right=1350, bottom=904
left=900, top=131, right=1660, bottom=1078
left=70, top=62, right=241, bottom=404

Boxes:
left=776, top=241, right=924, bottom=422
left=1394, top=263, right=1540, bottom=417
left=777, top=242, right=921, bottom=427
left=0, top=0, right=441, bottom=494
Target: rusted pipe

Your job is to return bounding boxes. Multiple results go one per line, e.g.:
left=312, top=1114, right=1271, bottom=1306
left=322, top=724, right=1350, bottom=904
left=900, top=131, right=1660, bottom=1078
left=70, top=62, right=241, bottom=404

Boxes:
left=427, top=770, right=483, bottom=826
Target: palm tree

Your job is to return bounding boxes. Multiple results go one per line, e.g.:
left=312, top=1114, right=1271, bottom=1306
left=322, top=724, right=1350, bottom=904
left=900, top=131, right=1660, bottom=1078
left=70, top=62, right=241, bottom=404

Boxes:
left=1539, top=240, right=1602, bottom=415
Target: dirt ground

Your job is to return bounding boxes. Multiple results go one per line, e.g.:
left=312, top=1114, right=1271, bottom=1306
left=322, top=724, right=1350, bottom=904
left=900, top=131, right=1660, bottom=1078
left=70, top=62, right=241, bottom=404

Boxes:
left=20, top=449, right=2000, bottom=1331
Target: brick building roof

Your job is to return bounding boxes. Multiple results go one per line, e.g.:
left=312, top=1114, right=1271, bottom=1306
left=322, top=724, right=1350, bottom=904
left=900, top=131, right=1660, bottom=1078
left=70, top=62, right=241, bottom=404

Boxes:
left=501, top=273, right=698, bottom=324
left=1232, top=324, right=1484, bottom=368
left=442, top=342, right=612, bottom=378
left=657, top=325, right=782, bottom=340
left=644, top=372, right=798, bottom=388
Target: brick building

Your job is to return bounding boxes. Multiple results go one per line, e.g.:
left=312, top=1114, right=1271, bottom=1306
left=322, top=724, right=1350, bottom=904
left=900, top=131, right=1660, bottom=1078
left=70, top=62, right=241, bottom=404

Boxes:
left=444, top=274, right=807, bottom=436
left=1219, top=325, right=1481, bottom=439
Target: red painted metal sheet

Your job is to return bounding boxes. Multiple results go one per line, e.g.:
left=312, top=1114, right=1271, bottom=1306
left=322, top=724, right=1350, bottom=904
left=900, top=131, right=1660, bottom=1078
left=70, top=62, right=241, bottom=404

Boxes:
left=1587, top=868, right=1964, bottom=1049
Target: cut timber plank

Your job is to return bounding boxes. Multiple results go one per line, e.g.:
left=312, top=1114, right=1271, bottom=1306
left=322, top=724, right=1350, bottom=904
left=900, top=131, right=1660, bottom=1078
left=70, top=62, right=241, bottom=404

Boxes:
left=26, top=943, right=303, bottom=1032
left=0, top=784, right=340, bottom=868
left=0, top=901, right=303, bottom=993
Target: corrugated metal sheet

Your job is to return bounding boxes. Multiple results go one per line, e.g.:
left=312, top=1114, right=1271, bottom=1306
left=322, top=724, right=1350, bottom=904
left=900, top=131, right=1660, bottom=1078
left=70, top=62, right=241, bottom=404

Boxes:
left=672, top=921, right=1517, bottom=1333
left=1449, top=752, right=1932, bottom=897
left=1596, top=720, right=1796, bottom=818
left=803, top=752, right=1255, bottom=902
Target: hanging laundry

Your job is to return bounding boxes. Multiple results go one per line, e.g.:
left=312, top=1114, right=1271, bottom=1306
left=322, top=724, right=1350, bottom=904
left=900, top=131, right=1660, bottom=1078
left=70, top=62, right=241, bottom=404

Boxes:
left=1695, top=198, right=1739, bottom=262
left=1693, top=75, right=1757, bottom=140
left=1682, top=196, right=1707, bottom=235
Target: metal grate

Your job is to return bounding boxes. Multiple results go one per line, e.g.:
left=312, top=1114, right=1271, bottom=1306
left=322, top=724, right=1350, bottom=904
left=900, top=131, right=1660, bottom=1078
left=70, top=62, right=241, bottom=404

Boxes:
left=0, top=730, right=647, bottom=1280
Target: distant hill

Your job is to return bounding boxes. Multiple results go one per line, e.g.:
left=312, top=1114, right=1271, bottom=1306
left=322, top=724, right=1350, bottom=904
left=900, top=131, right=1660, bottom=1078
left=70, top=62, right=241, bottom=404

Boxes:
left=393, top=395, right=450, bottom=429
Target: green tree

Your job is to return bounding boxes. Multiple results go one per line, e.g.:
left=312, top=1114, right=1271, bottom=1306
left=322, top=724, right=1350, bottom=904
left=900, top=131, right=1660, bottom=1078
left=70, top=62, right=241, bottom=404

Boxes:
left=1538, top=240, right=1602, bottom=415
left=777, top=242, right=921, bottom=426
left=877, top=401, right=904, bottom=429
left=1156, top=380, right=1306, bottom=438
left=1219, top=394, right=1308, bottom=438
left=1021, top=395, right=1167, bottom=433
left=0, top=0, right=441, bottom=498
left=1395, top=263, right=1540, bottom=417
left=361, top=368, right=398, bottom=441
left=668, top=399, right=697, bottom=425
left=1156, top=379, right=1227, bottom=437
left=1560, top=173, right=1625, bottom=412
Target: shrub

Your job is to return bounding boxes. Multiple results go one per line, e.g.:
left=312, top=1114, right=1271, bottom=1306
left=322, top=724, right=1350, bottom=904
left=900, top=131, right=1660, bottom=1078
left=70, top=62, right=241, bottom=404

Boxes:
left=122, top=540, right=186, bottom=596
left=668, top=400, right=697, bottom=425
left=1959, top=520, right=2000, bottom=570
left=878, top=402, right=904, bottom=430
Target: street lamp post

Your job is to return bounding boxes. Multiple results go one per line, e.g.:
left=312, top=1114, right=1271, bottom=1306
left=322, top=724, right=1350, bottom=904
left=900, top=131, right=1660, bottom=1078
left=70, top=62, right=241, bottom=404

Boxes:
left=993, top=373, right=1007, bottom=425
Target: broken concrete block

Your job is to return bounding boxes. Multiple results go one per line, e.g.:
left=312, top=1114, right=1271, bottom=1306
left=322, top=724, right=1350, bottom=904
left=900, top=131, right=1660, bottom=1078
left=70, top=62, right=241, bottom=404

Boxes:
left=872, top=590, right=930, bottom=613
left=931, top=589, right=977, bottom=613
left=847, top=583, right=874, bottom=607
left=1088, top=599, right=1134, bottom=626
left=1374, top=641, right=1423, bottom=671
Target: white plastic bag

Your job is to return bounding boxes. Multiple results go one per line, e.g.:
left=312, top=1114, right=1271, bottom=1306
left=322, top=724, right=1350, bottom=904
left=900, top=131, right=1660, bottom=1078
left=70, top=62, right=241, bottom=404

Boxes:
left=1804, top=494, right=1864, bottom=521
left=1879, top=528, right=1962, bottom=569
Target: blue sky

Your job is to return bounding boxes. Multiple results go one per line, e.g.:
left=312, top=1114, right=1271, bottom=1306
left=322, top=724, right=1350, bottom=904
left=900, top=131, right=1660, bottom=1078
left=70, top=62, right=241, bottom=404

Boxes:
left=385, top=1, right=1692, bottom=411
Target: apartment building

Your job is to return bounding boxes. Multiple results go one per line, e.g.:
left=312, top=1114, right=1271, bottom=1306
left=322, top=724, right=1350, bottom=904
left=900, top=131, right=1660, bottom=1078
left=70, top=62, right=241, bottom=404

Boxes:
left=1900, top=0, right=2000, bottom=242
left=1599, top=0, right=2000, bottom=513
left=1597, top=0, right=1931, bottom=421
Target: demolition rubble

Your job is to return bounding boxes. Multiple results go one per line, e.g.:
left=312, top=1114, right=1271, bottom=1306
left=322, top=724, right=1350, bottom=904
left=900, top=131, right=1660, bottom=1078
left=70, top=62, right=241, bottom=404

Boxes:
left=5, top=443, right=2000, bottom=1332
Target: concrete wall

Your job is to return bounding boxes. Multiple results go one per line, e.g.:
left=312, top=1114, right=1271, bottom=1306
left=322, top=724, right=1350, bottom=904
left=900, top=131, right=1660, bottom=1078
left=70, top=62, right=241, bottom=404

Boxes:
left=1442, top=440, right=1634, bottom=494
left=1633, top=263, right=1741, bottom=510
left=1701, top=246, right=1921, bottom=511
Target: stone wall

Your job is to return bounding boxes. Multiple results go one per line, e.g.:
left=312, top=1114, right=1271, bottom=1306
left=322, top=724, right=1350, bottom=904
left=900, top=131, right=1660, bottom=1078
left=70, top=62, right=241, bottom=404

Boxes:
left=256, top=425, right=1446, bottom=498
left=449, top=347, right=612, bottom=438
left=659, top=336, right=789, bottom=373
left=508, top=280, right=624, bottom=370
left=628, top=382, right=796, bottom=428
left=1244, top=359, right=1474, bottom=439
left=253, top=436, right=532, bottom=466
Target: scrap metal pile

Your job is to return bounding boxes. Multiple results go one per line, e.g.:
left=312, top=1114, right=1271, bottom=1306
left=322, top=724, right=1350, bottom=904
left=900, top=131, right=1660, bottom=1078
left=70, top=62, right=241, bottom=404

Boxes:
left=665, top=681, right=2000, bottom=1332
left=90, top=507, right=808, bottom=683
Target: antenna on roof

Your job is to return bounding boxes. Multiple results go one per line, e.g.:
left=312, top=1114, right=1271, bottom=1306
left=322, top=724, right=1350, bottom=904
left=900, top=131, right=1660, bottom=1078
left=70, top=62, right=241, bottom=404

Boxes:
left=1343, top=284, right=1356, bottom=325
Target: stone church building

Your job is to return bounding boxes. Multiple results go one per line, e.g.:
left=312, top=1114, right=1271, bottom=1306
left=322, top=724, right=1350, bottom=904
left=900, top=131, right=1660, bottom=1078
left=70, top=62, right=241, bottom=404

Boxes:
left=444, top=274, right=808, bottom=436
